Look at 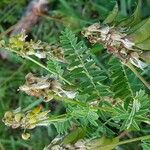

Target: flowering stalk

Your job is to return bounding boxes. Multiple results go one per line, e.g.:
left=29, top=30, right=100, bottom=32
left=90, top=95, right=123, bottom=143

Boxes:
left=0, top=32, right=72, bottom=85
left=2, top=106, right=67, bottom=140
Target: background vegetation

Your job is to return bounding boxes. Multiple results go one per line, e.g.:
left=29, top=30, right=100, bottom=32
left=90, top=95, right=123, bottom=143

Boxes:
left=0, top=0, right=150, bottom=149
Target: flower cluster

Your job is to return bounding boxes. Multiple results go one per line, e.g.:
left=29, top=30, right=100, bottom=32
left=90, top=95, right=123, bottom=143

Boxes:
left=82, top=23, right=147, bottom=70
left=19, top=73, right=76, bottom=101
left=2, top=105, right=50, bottom=140
left=0, top=32, right=65, bottom=62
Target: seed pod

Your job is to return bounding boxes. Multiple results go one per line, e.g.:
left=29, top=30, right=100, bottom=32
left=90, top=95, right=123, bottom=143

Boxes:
left=21, top=132, right=30, bottom=140
left=14, top=113, right=23, bottom=122
left=4, top=111, right=13, bottom=119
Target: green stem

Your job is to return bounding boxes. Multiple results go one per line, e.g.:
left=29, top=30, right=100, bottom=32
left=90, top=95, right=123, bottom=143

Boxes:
left=24, top=55, right=72, bottom=85
left=48, top=93, right=113, bottom=112
left=125, top=62, right=150, bottom=90
left=38, top=13, right=64, bottom=23
left=10, top=49, right=72, bottom=85
left=38, top=116, right=67, bottom=124
left=117, top=135, right=150, bottom=146
left=94, top=135, right=150, bottom=149
left=30, top=114, right=67, bottom=126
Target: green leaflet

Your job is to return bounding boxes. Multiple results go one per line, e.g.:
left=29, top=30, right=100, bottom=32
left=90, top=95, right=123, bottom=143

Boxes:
left=53, top=120, right=71, bottom=134
left=135, top=38, right=150, bottom=50
left=68, top=105, right=99, bottom=127
left=113, top=90, right=150, bottom=131
left=62, top=127, right=86, bottom=145
left=120, top=98, right=141, bottom=131
left=129, top=0, right=141, bottom=26
left=87, top=136, right=119, bottom=150
left=128, top=18, right=148, bottom=34
left=118, top=0, right=141, bottom=27
left=142, top=140, right=150, bottom=150
left=103, top=3, right=118, bottom=24
left=109, top=57, right=133, bottom=102
left=128, top=18, right=150, bottom=44
left=60, top=28, right=111, bottom=101
left=47, top=60, right=63, bottom=75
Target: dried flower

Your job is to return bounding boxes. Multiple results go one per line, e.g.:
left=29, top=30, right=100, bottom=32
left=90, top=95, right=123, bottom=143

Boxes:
left=19, top=73, right=76, bottom=101
left=129, top=52, right=147, bottom=70
left=82, top=23, right=148, bottom=70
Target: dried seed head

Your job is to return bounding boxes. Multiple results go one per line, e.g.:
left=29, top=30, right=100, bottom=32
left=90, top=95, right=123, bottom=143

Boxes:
left=19, top=73, right=76, bottom=101
left=82, top=23, right=148, bottom=70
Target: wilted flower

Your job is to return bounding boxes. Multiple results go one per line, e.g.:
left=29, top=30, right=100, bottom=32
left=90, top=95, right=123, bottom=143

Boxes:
left=82, top=23, right=147, bottom=70
left=129, top=52, right=147, bottom=70
left=19, top=73, right=76, bottom=102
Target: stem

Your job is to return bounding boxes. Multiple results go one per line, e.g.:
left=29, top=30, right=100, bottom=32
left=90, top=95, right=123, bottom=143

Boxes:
left=118, top=135, right=150, bottom=146
left=125, top=62, right=150, bottom=90
left=117, top=131, right=130, bottom=139
left=38, top=116, right=67, bottom=124
left=30, top=114, right=67, bottom=126
left=48, top=93, right=113, bottom=112
left=24, top=55, right=72, bottom=85
left=10, top=49, right=72, bottom=85
left=38, top=13, right=91, bottom=25
left=94, top=135, right=150, bottom=149
left=38, top=13, right=64, bottom=23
